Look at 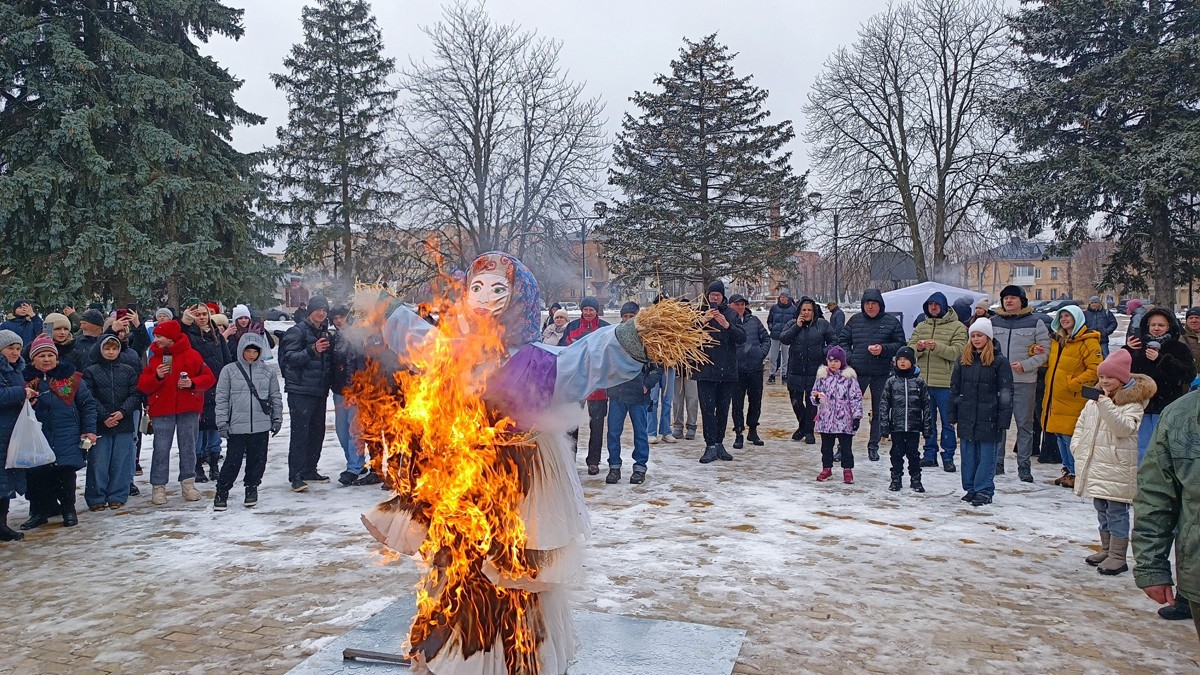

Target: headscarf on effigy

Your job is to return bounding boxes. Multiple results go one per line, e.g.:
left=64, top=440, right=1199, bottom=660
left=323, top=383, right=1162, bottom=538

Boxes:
left=468, top=251, right=543, bottom=351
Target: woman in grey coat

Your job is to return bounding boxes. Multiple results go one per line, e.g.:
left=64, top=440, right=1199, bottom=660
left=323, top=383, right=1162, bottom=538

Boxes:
left=213, top=333, right=283, bottom=510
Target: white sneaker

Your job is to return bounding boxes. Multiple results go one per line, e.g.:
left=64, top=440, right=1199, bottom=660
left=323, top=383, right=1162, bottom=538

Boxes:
left=661, top=434, right=677, bottom=444
left=151, top=485, right=167, bottom=505
left=649, top=435, right=660, bottom=445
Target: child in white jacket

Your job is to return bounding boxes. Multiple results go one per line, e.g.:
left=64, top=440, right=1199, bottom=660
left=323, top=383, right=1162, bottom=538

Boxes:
left=1071, top=349, right=1156, bottom=576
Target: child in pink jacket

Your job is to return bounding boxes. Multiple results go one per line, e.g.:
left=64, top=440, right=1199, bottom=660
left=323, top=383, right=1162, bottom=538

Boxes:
left=813, top=345, right=864, bottom=484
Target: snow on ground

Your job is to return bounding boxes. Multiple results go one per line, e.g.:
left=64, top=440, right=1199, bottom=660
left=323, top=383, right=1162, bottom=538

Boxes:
left=0, top=364, right=1197, bottom=674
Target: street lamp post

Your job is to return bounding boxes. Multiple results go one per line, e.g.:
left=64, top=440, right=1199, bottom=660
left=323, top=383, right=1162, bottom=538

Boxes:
left=558, top=201, right=608, bottom=301
left=807, top=190, right=861, bottom=303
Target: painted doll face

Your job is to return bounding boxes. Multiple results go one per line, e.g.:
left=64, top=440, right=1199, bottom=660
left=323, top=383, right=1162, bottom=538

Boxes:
left=467, top=273, right=511, bottom=317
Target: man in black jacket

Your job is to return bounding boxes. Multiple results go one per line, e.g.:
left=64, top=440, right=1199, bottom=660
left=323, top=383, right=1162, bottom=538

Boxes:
left=780, top=297, right=836, bottom=443
left=1084, top=296, right=1118, bottom=357
left=765, top=291, right=795, bottom=384
left=729, top=295, right=770, bottom=449
left=695, top=282, right=746, bottom=463
left=564, top=296, right=610, bottom=474
left=280, top=295, right=335, bottom=492
left=839, top=289, right=906, bottom=460
left=826, top=300, right=846, bottom=334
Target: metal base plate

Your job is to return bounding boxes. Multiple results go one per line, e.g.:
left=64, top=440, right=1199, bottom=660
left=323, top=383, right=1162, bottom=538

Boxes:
left=288, top=597, right=744, bottom=674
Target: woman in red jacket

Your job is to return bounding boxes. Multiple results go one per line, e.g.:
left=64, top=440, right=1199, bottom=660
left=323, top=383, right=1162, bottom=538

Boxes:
left=137, top=320, right=216, bottom=506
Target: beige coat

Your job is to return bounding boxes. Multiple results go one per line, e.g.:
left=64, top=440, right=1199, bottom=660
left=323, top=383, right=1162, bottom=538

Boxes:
left=1071, top=374, right=1157, bottom=504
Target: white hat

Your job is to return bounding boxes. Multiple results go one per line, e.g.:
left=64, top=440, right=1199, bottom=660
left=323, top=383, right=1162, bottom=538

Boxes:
left=232, top=304, right=251, bottom=321
left=970, top=317, right=994, bottom=340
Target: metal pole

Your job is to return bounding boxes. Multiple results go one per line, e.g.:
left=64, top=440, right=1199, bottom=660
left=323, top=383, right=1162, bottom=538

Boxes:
left=581, top=223, right=587, bottom=301
left=833, top=211, right=840, bottom=304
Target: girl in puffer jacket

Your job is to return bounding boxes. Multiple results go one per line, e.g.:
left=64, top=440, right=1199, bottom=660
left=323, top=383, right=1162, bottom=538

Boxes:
left=812, top=346, right=863, bottom=484
left=1071, top=349, right=1156, bottom=576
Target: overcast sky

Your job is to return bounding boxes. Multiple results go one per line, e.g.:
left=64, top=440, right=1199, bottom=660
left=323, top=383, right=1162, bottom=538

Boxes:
left=200, top=0, right=896, bottom=180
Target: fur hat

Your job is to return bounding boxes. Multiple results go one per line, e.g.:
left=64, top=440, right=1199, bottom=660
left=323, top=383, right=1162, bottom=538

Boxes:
left=970, top=317, right=994, bottom=340
left=211, top=313, right=229, bottom=329
left=29, top=334, right=57, bottom=359
left=1097, top=348, right=1133, bottom=384
left=231, top=304, right=251, bottom=321
left=1000, top=285, right=1027, bottom=308
left=0, top=330, right=23, bottom=351
left=826, top=345, right=847, bottom=365
left=43, top=312, right=71, bottom=331
left=154, top=320, right=183, bottom=343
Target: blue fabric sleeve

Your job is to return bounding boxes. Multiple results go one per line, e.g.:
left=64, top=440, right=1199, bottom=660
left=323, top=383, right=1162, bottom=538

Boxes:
left=383, top=306, right=437, bottom=360
left=544, top=326, right=644, bottom=405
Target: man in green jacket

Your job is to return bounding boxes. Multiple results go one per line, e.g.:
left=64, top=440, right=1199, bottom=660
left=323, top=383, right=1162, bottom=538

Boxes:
left=909, top=291, right=968, bottom=471
left=1133, top=389, right=1200, bottom=633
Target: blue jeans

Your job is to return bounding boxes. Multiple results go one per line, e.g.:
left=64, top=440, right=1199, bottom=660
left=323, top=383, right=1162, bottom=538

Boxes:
left=646, top=368, right=675, bottom=437
left=1094, top=497, right=1130, bottom=539
left=1058, top=433, right=1076, bottom=475
left=333, top=393, right=364, bottom=474
left=607, top=399, right=650, bottom=469
left=1101, top=342, right=1110, bottom=358
left=86, top=432, right=135, bottom=506
left=960, top=440, right=997, bottom=497
left=1137, top=413, right=1160, bottom=466
left=194, top=427, right=222, bottom=462
left=922, top=387, right=957, bottom=462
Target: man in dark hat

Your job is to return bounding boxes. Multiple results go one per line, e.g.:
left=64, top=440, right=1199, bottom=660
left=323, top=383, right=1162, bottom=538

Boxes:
left=694, top=281, right=746, bottom=463
left=280, top=294, right=335, bottom=492
left=990, top=284, right=1050, bottom=482
left=1084, top=296, right=1117, bottom=357
left=0, top=300, right=42, bottom=348
left=1183, top=307, right=1200, bottom=374
left=729, top=294, right=770, bottom=449
left=563, top=297, right=610, bottom=474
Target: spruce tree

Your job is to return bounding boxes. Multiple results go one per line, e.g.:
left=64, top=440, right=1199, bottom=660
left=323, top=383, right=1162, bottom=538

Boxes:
left=604, top=34, right=808, bottom=289
left=267, top=0, right=397, bottom=291
left=998, top=0, right=1200, bottom=305
left=0, top=0, right=279, bottom=308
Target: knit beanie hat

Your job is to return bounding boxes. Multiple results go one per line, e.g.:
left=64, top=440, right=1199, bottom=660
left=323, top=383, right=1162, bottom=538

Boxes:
left=205, top=302, right=221, bottom=316
left=975, top=298, right=991, bottom=310
left=43, top=312, right=70, bottom=331
left=1186, top=307, right=1200, bottom=320
left=155, top=308, right=174, bottom=322
left=970, top=317, right=994, bottom=340
left=308, top=295, right=330, bottom=312
left=11, top=300, right=30, bottom=313
left=99, top=334, right=123, bottom=350
left=826, top=345, right=847, bottom=365
left=231, top=304, right=251, bottom=321
left=154, top=320, right=184, bottom=343
left=1127, top=299, right=1143, bottom=313
left=80, top=308, right=106, bottom=327
left=1096, top=348, right=1133, bottom=385
left=1089, top=296, right=1101, bottom=304
left=580, top=296, right=601, bottom=312
left=29, top=334, right=57, bottom=359
left=620, top=301, right=640, bottom=317
left=706, top=280, right=726, bottom=298
left=211, top=313, right=229, bottom=329
left=553, top=309, right=568, bottom=320
left=0, top=330, right=22, bottom=351
left=894, top=345, right=916, bottom=365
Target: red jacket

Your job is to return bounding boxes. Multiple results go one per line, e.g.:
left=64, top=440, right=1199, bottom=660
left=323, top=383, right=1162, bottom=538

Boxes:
left=138, top=333, right=216, bottom=417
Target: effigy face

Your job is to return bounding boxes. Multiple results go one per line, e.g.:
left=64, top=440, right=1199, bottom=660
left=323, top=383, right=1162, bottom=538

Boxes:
left=467, top=272, right=511, bottom=317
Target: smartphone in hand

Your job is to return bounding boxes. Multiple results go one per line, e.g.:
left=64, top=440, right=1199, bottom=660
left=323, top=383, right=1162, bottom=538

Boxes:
left=1081, top=386, right=1102, bottom=401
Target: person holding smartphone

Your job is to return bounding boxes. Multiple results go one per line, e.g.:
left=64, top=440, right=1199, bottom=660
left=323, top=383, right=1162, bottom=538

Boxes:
left=279, top=295, right=336, bottom=492
left=1124, top=308, right=1197, bottom=465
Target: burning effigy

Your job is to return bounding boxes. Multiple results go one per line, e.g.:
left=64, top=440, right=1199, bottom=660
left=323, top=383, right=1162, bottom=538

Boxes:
left=350, top=252, right=711, bottom=674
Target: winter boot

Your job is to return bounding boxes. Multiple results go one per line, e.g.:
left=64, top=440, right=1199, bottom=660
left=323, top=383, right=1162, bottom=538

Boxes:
left=61, top=507, right=78, bottom=527
left=1159, top=597, right=1193, bottom=621
left=995, top=461, right=1005, bottom=475
left=868, top=448, right=880, bottom=462
left=194, top=457, right=209, bottom=483
left=208, top=456, right=220, bottom=484
left=888, top=474, right=902, bottom=491
left=605, top=467, right=621, bottom=484
left=843, top=469, right=854, bottom=484
left=910, top=476, right=925, bottom=493
left=0, top=499, right=24, bottom=541
left=943, top=461, right=957, bottom=473
left=716, top=444, right=734, bottom=461
left=816, top=467, right=833, bottom=482
left=1098, top=536, right=1129, bottom=575
left=1018, top=465, right=1033, bottom=483
left=791, top=429, right=804, bottom=441
left=213, top=491, right=228, bottom=512
left=1086, top=531, right=1111, bottom=566
left=699, top=446, right=720, bottom=464
left=180, top=478, right=202, bottom=502
left=733, top=432, right=744, bottom=450
left=685, top=426, right=697, bottom=440
left=747, top=427, right=764, bottom=446
left=129, top=482, right=140, bottom=496
left=804, top=434, right=816, bottom=445
left=767, top=374, right=776, bottom=385
left=630, top=468, right=646, bottom=484
left=920, top=458, right=938, bottom=468
left=245, top=486, right=258, bottom=507
left=151, top=485, right=167, bottom=505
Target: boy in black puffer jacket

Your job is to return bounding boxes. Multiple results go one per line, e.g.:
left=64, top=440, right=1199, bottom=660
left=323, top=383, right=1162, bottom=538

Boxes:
left=82, top=335, right=142, bottom=510
left=877, top=346, right=934, bottom=493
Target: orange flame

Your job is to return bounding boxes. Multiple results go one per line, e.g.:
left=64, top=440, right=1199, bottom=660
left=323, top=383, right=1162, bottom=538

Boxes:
left=348, top=296, right=544, bottom=673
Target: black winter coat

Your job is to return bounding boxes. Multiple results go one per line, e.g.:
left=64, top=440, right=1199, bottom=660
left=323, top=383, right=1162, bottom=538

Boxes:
left=0, top=357, right=27, bottom=495
left=70, top=333, right=101, bottom=371
left=606, top=363, right=662, bottom=406
left=82, top=349, right=142, bottom=436
left=1126, top=310, right=1197, bottom=415
left=280, top=319, right=335, bottom=398
left=948, top=344, right=1014, bottom=442
left=877, top=369, right=934, bottom=437
left=766, top=300, right=796, bottom=338
left=693, top=303, right=746, bottom=382
left=780, top=317, right=836, bottom=385
left=183, top=323, right=231, bottom=429
left=734, top=311, right=770, bottom=374
left=838, top=289, right=906, bottom=377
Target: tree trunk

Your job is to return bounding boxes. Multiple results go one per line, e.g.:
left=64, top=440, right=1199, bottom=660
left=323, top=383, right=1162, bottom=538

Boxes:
left=166, top=276, right=180, bottom=312
left=1150, top=200, right=1175, bottom=307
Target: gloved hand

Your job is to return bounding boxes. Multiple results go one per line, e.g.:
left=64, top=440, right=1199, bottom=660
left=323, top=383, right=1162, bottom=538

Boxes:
left=271, top=422, right=282, bottom=437
left=852, top=418, right=861, bottom=432
left=218, top=428, right=229, bottom=440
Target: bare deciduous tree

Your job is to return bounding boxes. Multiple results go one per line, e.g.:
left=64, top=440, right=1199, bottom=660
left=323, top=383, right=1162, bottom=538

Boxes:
left=804, top=0, right=1012, bottom=282
left=392, top=1, right=608, bottom=275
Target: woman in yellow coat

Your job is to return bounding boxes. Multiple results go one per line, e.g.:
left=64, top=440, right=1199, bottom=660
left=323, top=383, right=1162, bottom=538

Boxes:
left=1038, top=305, right=1103, bottom=487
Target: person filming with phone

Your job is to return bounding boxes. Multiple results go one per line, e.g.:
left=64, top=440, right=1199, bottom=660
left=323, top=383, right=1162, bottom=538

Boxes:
left=279, top=294, right=336, bottom=493
left=1123, top=308, right=1196, bottom=466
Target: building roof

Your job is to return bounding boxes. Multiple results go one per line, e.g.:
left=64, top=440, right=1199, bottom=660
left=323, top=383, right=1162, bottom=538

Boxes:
left=869, top=251, right=918, bottom=282
left=977, top=237, right=1067, bottom=261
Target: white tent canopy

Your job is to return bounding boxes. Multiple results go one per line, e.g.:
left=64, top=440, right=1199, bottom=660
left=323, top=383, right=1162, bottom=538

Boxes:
left=881, top=281, right=990, bottom=338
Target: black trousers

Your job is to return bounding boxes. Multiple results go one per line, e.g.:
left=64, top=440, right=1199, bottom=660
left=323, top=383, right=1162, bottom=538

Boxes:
left=287, top=393, right=328, bottom=480
left=787, top=375, right=817, bottom=435
left=731, top=370, right=764, bottom=432
left=696, top=380, right=735, bottom=445
left=27, top=465, right=77, bottom=516
left=890, top=431, right=921, bottom=477
left=857, top=373, right=888, bottom=453
left=570, top=400, right=609, bottom=467
left=217, top=432, right=270, bottom=492
left=820, top=433, right=854, bottom=469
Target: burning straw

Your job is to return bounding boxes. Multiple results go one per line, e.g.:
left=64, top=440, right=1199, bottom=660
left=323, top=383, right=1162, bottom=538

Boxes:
left=634, top=298, right=716, bottom=375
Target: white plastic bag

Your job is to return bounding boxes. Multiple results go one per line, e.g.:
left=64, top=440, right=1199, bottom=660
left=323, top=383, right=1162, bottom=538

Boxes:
left=6, top=400, right=56, bottom=469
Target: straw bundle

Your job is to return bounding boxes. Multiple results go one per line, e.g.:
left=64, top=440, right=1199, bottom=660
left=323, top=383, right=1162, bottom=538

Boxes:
left=634, top=299, right=716, bottom=374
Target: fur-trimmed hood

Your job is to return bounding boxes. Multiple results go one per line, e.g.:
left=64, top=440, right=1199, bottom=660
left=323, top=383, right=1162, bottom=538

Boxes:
left=816, top=365, right=857, bottom=381
left=1112, top=373, right=1157, bottom=407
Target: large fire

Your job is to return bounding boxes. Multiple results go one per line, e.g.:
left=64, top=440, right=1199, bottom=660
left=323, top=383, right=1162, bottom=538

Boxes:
left=349, top=300, right=544, bottom=673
